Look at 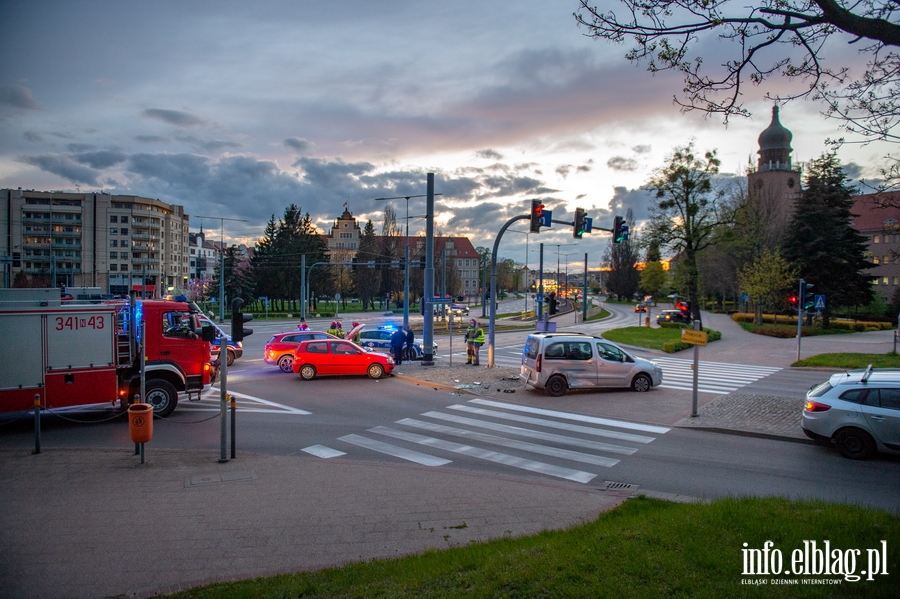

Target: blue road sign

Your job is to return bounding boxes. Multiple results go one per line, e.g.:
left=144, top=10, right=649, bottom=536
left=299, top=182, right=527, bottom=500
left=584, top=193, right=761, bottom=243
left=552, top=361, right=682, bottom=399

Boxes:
left=814, top=295, right=826, bottom=310
left=740, top=292, right=750, bottom=303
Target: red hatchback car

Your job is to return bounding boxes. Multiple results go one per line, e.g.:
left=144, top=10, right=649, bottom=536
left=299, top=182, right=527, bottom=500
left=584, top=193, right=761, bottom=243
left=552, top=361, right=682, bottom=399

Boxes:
left=265, top=331, right=337, bottom=372
left=291, top=339, right=395, bottom=380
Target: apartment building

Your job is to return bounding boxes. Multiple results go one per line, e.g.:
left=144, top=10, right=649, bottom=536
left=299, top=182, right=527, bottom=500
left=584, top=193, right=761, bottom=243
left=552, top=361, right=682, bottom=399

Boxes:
left=1, top=189, right=190, bottom=297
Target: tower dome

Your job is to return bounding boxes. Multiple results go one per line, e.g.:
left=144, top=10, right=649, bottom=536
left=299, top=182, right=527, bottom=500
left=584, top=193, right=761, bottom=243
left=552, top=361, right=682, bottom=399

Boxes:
left=757, top=105, right=793, bottom=171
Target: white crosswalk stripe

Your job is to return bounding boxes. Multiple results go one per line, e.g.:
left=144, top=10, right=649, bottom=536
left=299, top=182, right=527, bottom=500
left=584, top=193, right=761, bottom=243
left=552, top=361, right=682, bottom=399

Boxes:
left=651, top=357, right=781, bottom=394
left=180, top=388, right=312, bottom=414
left=328, top=399, right=668, bottom=483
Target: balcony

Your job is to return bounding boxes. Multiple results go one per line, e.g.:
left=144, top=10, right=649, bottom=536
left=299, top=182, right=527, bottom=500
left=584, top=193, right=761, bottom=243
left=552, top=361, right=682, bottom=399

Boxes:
left=51, top=229, right=82, bottom=238
left=132, top=232, right=150, bottom=241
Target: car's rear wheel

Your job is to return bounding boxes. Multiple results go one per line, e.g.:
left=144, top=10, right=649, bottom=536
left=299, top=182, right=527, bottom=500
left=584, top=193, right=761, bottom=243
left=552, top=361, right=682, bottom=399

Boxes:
left=299, top=364, right=317, bottom=380
left=631, top=373, right=652, bottom=393
left=834, top=428, right=877, bottom=460
left=226, top=349, right=235, bottom=367
left=544, top=374, right=567, bottom=397
left=277, top=354, right=293, bottom=373
left=368, top=363, right=385, bottom=379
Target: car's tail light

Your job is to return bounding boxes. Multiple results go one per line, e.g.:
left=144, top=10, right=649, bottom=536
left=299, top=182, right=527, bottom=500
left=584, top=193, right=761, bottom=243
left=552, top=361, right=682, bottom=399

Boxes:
left=804, top=400, right=831, bottom=412
left=535, top=354, right=542, bottom=373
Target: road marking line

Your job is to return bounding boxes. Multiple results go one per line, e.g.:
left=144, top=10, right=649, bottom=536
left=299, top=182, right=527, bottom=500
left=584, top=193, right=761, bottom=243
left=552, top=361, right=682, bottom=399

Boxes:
left=417, top=411, right=638, bottom=455
left=302, top=444, right=346, bottom=458
left=398, top=418, right=620, bottom=467
left=446, top=404, right=656, bottom=443
left=369, top=426, right=597, bottom=483
left=469, top=399, right=670, bottom=434
left=338, top=434, right=451, bottom=466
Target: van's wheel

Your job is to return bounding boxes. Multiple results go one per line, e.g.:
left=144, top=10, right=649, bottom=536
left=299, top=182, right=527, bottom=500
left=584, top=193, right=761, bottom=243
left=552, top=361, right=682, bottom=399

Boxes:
left=631, top=373, right=652, bottom=392
left=277, top=354, right=294, bottom=373
left=144, top=380, right=178, bottom=418
left=226, top=349, right=235, bottom=367
left=299, top=364, right=317, bottom=380
left=544, top=375, right=567, bottom=397
left=834, top=428, right=876, bottom=460
left=368, top=363, right=385, bottom=379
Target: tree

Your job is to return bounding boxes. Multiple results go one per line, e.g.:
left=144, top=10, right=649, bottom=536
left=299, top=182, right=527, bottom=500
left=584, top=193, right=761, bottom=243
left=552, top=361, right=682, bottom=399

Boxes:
left=639, top=260, right=668, bottom=301
left=574, top=1, right=900, bottom=158
left=645, top=142, right=729, bottom=325
left=782, top=152, right=876, bottom=325
left=604, top=219, right=641, bottom=300
left=354, top=220, right=380, bottom=311
left=738, top=248, right=798, bottom=324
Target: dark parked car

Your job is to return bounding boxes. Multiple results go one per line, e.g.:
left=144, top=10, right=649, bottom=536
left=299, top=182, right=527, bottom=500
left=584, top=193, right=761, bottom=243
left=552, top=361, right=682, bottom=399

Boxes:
left=656, top=309, right=690, bottom=324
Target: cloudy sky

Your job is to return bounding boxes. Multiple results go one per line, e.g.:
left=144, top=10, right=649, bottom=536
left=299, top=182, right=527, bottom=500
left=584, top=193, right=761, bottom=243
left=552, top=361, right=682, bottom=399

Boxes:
left=0, top=0, right=892, bottom=266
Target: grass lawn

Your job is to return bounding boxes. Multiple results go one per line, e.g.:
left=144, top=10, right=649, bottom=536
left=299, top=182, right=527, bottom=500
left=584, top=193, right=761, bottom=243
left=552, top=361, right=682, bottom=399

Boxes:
left=794, top=353, right=900, bottom=368
left=601, top=325, right=712, bottom=351
left=164, top=496, right=899, bottom=598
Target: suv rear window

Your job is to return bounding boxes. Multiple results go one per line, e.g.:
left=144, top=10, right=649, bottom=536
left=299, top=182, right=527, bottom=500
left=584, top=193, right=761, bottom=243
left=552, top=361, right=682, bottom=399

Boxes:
left=523, top=337, right=540, bottom=360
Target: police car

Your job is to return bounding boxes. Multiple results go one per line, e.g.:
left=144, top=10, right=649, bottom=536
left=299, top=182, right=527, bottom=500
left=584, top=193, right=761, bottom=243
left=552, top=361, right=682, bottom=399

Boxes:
left=356, top=325, right=438, bottom=360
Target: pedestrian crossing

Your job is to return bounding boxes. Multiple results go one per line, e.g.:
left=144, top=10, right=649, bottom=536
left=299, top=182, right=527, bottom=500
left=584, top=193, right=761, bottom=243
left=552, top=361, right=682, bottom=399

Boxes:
left=650, top=357, right=781, bottom=394
left=307, top=398, right=670, bottom=484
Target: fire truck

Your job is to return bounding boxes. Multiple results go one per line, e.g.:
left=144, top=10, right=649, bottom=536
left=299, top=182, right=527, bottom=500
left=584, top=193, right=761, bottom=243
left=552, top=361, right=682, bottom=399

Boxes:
left=0, top=288, right=215, bottom=417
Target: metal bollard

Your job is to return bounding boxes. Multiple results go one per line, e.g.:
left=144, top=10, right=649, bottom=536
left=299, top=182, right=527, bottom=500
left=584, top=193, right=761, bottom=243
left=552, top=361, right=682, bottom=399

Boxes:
left=230, top=393, right=237, bottom=459
left=32, top=394, right=41, bottom=455
left=132, top=393, right=141, bottom=456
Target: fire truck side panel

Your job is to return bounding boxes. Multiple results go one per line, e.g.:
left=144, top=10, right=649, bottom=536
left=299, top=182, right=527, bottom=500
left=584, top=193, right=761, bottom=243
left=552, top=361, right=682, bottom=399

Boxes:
left=44, top=368, right=118, bottom=409
left=46, top=310, right=116, bottom=370
left=0, top=314, right=45, bottom=390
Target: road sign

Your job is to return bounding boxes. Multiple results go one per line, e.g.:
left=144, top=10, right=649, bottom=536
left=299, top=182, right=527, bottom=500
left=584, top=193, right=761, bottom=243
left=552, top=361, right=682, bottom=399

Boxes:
left=681, top=329, right=708, bottom=346
left=740, top=292, right=749, bottom=303
left=814, top=295, right=826, bottom=310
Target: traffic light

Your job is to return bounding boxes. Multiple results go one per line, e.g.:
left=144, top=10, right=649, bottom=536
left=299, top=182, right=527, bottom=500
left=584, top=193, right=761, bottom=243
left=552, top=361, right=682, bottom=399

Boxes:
left=573, top=207, right=587, bottom=238
left=230, top=298, right=253, bottom=342
left=530, top=199, right=545, bottom=233
left=613, top=216, right=626, bottom=243
left=800, top=280, right=814, bottom=310
left=788, top=295, right=798, bottom=310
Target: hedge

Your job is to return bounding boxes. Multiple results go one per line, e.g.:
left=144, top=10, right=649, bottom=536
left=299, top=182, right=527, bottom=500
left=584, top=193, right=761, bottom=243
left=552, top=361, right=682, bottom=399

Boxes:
left=660, top=325, right=722, bottom=353
left=731, top=312, right=892, bottom=331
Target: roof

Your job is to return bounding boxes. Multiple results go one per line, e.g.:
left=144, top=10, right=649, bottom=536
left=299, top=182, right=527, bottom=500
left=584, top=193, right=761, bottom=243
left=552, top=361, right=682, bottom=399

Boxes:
left=851, top=193, right=900, bottom=233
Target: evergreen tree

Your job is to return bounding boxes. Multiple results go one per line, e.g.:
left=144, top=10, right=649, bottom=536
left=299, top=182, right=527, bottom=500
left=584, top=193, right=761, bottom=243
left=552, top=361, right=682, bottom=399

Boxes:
left=782, top=153, right=875, bottom=326
left=354, top=220, right=380, bottom=311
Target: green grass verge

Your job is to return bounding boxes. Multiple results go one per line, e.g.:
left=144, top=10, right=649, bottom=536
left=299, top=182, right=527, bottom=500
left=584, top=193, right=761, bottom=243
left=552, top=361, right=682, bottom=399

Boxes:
left=793, top=353, right=900, bottom=368
left=586, top=307, right=610, bottom=321
left=162, top=496, right=899, bottom=599
left=602, top=325, right=720, bottom=353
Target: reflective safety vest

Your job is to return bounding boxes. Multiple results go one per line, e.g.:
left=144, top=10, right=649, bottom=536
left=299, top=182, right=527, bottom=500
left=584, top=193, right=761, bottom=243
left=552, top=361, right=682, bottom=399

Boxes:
left=327, top=326, right=339, bottom=337
left=473, top=326, right=485, bottom=345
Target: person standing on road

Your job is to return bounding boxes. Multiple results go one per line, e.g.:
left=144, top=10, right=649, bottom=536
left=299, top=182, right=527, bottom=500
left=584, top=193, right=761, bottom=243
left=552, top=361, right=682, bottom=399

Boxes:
left=327, top=321, right=340, bottom=337
left=405, top=325, right=415, bottom=361
left=471, top=319, right=485, bottom=366
left=466, top=318, right=478, bottom=364
left=391, top=327, right=406, bottom=365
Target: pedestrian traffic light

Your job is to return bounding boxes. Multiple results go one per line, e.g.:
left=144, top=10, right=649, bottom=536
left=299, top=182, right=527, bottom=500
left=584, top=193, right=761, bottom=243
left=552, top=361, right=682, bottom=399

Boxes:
left=573, top=207, right=587, bottom=238
left=530, top=199, right=545, bottom=233
left=230, top=298, right=253, bottom=342
left=613, top=216, right=626, bottom=243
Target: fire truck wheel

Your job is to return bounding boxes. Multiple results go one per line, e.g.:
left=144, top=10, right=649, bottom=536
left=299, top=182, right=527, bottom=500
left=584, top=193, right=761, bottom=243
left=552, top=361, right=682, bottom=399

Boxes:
left=144, top=380, right=178, bottom=418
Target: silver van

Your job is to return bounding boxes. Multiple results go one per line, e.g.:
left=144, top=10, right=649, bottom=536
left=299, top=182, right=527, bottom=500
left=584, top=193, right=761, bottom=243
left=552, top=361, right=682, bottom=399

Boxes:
left=520, top=332, right=663, bottom=397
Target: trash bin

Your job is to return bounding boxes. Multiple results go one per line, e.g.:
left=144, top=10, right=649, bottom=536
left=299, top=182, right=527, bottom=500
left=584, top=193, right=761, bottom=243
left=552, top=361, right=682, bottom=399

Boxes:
left=128, top=403, right=154, bottom=443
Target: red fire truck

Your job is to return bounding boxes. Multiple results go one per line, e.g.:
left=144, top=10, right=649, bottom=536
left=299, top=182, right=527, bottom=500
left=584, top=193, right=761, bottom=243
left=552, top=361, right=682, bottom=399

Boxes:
left=0, top=288, right=215, bottom=417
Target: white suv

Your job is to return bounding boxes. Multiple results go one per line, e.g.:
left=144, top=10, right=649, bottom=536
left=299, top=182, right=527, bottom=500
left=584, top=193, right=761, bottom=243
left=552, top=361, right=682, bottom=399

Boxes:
left=802, top=366, right=900, bottom=459
left=520, top=332, right=663, bottom=397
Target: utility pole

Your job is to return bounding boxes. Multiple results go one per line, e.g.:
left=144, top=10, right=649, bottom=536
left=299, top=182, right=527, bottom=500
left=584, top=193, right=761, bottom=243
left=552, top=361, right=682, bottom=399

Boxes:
left=194, top=216, right=248, bottom=322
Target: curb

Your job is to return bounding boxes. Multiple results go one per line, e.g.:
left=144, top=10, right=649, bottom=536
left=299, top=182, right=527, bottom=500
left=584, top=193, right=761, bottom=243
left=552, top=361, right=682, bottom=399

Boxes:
left=672, top=424, right=814, bottom=444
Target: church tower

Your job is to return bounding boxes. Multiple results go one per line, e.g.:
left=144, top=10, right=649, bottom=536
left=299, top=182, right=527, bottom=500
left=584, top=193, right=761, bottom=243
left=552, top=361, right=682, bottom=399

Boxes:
left=747, top=105, right=802, bottom=218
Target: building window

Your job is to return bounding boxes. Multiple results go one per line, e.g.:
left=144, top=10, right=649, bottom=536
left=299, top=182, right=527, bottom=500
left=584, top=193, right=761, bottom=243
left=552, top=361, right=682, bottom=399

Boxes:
left=110, top=252, right=118, bottom=259
left=121, top=264, right=129, bottom=272
left=874, top=235, right=881, bottom=243
left=121, top=216, right=129, bottom=224
left=874, top=256, right=880, bottom=264
left=110, top=240, right=118, bottom=247
left=894, top=277, right=899, bottom=285
left=110, top=264, right=118, bottom=271
left=884, top=276, right=890, bottom=285
left=121, top=228, right=128, bottom=236
left=110, top=227, right=118, bottom=235
left=110, top=215, right=118, bottom=223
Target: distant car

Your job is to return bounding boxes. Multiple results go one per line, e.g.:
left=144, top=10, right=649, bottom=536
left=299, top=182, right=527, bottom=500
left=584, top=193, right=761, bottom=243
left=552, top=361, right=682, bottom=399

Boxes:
left=656, top=309, right=690, bottom=324
left=264, top=331, right=338, bottom=372
left=450, top=303, right=469, bottom=316
left=801, top=367, right=900, bottom=460
left=292, top=339, right=395, bottom=380
left=634, top=303, right=647, bottom=312
left=357, top=326, right=437, bottom=360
